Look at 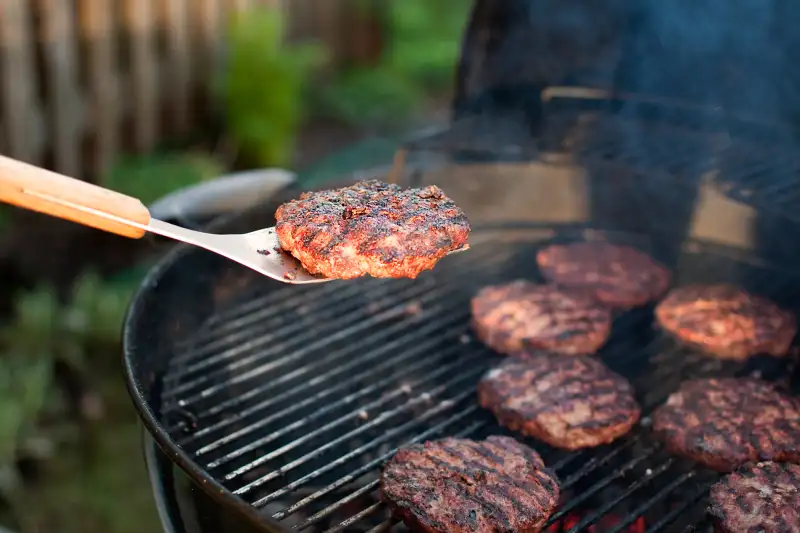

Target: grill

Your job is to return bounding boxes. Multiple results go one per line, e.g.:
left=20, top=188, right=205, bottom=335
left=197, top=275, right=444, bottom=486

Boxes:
left=123, top=0, right=800, bottom=528
left=155, top=222, right=800, bottom=532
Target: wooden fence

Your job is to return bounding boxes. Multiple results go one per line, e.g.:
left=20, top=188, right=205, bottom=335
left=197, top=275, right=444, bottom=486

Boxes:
left=0, top=0, right=382, bottom=180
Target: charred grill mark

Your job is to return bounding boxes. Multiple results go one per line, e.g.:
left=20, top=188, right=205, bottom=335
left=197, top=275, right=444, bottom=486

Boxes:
left=440, top=443, right=544, bottom=499
left=464, top=441, right=508, bottom=467
left=424, top=455, right=516, bottom=529
left=485, top=436, right=543, bottom=469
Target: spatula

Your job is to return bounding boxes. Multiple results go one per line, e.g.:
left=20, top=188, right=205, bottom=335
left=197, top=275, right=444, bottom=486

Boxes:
left=0, top=155, right=466, bottom=284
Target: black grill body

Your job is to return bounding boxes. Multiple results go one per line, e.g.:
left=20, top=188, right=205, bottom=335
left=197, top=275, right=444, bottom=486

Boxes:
left=127, top=0, right=800, bottom=528
left=124, top=100, right=800, bottom=532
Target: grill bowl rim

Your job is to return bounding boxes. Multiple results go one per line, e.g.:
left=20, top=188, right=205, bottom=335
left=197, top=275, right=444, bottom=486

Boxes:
left=122, top=179, right=321, bottom=533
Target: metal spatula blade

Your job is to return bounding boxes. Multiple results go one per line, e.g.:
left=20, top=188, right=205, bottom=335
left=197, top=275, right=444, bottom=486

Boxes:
left=147, top=219, right=328, bottom=284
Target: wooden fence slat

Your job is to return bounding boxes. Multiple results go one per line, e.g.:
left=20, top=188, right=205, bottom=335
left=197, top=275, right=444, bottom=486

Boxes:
left=290, top=0, right=315, bottom=39
left=122, top=0, right=158, bottom=152
left=196, top=0, right=222, bottom=90
left=162, top=0, right=192, bottom=133
left=315, top=0, right=347, bottom=71
left=0, top=0, right=41, bottom=163
left=226, top=0, right=255, bottom=17
left=79, top=0, right=120, bottom=179
left=38, top=0, right=83, bottom=177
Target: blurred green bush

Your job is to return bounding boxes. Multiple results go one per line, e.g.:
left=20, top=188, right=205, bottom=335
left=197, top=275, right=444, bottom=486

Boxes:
left=316, top=0, right=472, bottom=129
left=218, top=6, right=326, bottom=168
left=0, top=271, right=146, bottom=532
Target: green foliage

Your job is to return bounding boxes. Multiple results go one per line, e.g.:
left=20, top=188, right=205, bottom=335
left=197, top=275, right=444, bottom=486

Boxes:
left=317, top=0, right=472, bottom=129
left=20, top=375, right=161, bottom=533
left=0, top=285, right=58, bottom=492
left=0, top=268, right=152, bottom=531
left=104, top=152, right=224, bottom=206
left=219, top=7, right=326, bottom=167
left=7, top=287, right=60, bottom=352
left=316, top=66, right=424, bottom=129
left=0, top=207, right=10, bottom=236
left=65, top=273, right=135, bottom=350
left=0, top=272, right=137, bottom=480
left=385, top=0, right=472, bottom=91
left=0, top=356, right=51, bottom=471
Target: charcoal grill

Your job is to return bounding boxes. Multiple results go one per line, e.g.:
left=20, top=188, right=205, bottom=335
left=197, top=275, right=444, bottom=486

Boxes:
left=123, top=0, right=800, bottom=529
left=123, top=92, right=800, bottom=533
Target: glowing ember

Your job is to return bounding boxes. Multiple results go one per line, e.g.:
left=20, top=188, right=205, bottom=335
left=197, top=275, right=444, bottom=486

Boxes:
left=546, top=511, right=646, bottom=533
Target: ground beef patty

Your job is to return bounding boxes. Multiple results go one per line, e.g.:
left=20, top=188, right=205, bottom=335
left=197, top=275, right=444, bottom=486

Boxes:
left=470, top=280, right=612, bottom=355
left=275, top=180, right=470, bottom=279
left=478, top=354, right=640, bottom=449
left=709, top=461, right=800, bottom=533
left=380, top=436, right=560, bottom=533
left=654, top=284, right=796, bottom=360
left=536, top=242, right=671, bottom=308
left=652, top=378, right=800, bottom=472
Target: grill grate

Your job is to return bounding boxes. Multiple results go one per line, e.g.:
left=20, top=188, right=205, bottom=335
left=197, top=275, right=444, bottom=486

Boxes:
left=159, top=228, right=800, bottom=532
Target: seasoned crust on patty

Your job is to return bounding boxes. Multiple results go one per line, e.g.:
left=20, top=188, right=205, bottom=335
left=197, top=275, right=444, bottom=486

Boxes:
left=651, top=378, right=800, bottom=472
left=380, top=436, right=560, bottom=533
left=478, top=354, right=640, bottom=449
left=536, top=241, right=671, bottom=308
left=274, top=180, right=470, bottom=279
left=708, top=461, right=800, bottom=533
left=654, top=284, right=796, bottom=360
left=470, top=280, right=612, bottom=356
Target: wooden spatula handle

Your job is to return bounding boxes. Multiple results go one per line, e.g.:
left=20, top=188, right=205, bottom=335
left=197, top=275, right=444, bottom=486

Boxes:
left=0, top=155, right=151, bottom=239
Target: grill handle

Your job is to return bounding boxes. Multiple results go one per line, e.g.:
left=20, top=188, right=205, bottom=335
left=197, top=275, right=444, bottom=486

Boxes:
left=0, top=155, right=151, bottom=239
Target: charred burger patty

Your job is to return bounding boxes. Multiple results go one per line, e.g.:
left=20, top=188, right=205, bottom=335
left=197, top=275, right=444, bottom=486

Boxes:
left=654, top=284, right=796, bottom=360
left=708, top=461, right=800, bottom=533
left=478, top=354, right=641, bottom=449
left=470, top=280, right=612, bottom=356
left=380, top=436, right=560, bottom=533
left=652, top=378, right=800, bottom=471
left=536, top=241, right=671, bottom=308
left=274, top=180, right=470, bottom=279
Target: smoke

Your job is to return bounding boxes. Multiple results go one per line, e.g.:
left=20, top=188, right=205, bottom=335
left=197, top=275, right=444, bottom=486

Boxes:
left=456, top=0, right=800, bottom=144
left=618, top=0, right=800, bottom=123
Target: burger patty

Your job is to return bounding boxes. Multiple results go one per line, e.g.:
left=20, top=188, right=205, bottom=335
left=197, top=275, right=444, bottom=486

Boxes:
left=536, top=242, right=671, bottom=308
left=478, top=354, right=641, bottom=449
left=654, top=284, right=796, bottom=360
left=274, top=180, right=470, bottom=279
left=470, top=280, right=612, bottom=356
left=708, top=461, right=800, bottom=533
left=651, top=378, right=800, bottom=471
left=380, top=436, right=560, bottom=533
